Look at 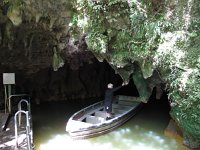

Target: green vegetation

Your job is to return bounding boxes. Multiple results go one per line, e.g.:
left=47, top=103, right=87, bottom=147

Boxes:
left=70, top=0, right=200, bottom=147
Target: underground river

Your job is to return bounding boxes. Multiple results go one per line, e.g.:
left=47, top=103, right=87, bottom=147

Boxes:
left=32, top=95, right=188, bottom=150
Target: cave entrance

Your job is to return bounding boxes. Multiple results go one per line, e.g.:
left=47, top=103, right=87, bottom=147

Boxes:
left=30, top=59, right=178, bottom=150
left=0, top=56, right=175, bottom=149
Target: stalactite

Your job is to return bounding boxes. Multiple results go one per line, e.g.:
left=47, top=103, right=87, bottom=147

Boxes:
left=52, top=47, right=64, bottom=71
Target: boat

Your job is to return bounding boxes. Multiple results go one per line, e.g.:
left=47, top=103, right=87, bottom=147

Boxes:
left=66, top=95, right=143, bottom=139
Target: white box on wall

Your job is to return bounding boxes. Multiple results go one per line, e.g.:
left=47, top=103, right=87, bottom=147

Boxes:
left=3, top=73, right=15, bottom=84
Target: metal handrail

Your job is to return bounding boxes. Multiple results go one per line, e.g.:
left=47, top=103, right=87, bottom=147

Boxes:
left=14, top=110, right=32, bottom=150
left=18, top=99, right=31, bottom=126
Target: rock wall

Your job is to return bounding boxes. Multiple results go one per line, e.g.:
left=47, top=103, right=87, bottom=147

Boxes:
left=0, top=57, right=123, bottom=105
left=0, top=0, right=122, bottom=105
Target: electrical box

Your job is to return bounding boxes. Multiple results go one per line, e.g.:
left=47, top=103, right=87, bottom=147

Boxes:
left=3, top=73, right=15, bottom=84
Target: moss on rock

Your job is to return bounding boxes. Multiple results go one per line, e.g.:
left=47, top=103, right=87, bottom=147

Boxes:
left=69, top=0, right=200, bottom=148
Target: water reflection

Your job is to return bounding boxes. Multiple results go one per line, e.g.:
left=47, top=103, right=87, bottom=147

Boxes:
left=33, top=99, right=187, bottom=150
left=39, top=124, right=184, bottom=150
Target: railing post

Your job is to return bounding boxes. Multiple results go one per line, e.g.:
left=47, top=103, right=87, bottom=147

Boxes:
left=4, top=85, right=7, bottom=113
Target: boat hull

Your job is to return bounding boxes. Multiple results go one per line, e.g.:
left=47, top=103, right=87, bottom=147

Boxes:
left=66, top=97, right=142, bottom=139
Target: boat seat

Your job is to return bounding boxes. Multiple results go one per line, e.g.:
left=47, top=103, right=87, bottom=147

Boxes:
left=86, top=116, right=105, bottom=124
left=118, top=100, right=137, bottom=106
left=112, top=103, right=132, bottom=110
left=95, top=111, right=107, bottom=118
left=113, top=108, right=126, bottom=115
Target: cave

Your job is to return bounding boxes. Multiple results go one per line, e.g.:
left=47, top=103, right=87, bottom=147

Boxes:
left=0, top=0, right=199, bottom=149
left=28, top=62, right=172, bottom=150
left=0, top=53, right=173, bottom=150
left=0, top=27, right=186, bottom=150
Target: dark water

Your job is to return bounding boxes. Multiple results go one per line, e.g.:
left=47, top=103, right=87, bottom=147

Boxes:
left=32, top=97, right=187, bottom=150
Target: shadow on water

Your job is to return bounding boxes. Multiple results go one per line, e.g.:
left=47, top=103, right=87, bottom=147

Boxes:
left=32, top=95, right=187, bottom=150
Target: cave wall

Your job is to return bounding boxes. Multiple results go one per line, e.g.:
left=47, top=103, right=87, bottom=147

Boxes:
left=0, top=0, right=123, bottom=105
left=0, top=57, right=122, bottom=106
